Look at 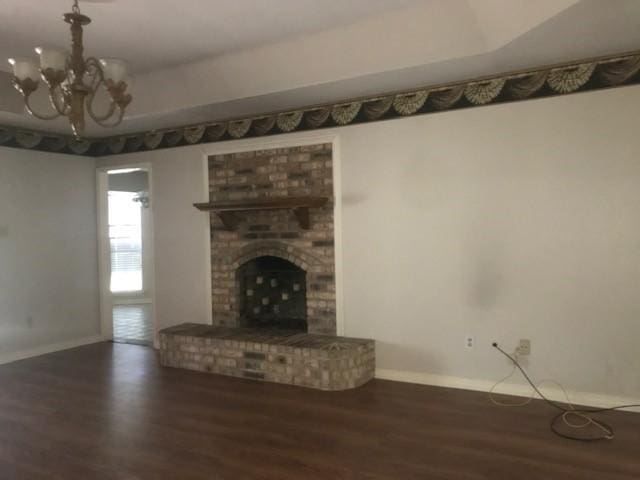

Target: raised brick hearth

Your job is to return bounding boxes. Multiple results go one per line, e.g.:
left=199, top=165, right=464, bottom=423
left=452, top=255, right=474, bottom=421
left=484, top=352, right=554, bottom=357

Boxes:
left=159, top=323, right=375, bottom=391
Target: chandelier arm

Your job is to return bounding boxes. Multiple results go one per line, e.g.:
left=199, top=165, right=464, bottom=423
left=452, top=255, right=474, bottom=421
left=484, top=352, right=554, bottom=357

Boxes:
left=87, top=95, right=118, bottom=123
left=48, top=85, right=72, bottom=116
left=86, top=78, right=119, bottom=122
left=83, top=57, right=120, bottom=122
left=91, top=104, right=125, bottom=128
left=85, top=58, right=102, bottom=83
left=24, top=93, right=62, bottom=121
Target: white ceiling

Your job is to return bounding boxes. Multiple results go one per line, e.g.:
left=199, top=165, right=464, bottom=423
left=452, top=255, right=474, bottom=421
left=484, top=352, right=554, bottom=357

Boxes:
left=0, top=0, right=421, bottom=73
left=1, top=0, right=640, bottom=137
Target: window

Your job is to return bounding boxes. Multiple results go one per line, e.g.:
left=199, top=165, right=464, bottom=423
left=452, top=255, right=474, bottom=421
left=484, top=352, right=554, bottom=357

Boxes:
left=108, top=191, right=143, bottom=293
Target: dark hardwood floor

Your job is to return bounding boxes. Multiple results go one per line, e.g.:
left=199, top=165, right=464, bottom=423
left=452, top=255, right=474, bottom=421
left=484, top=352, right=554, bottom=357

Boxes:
left=0, top=343, right=638, bottom=480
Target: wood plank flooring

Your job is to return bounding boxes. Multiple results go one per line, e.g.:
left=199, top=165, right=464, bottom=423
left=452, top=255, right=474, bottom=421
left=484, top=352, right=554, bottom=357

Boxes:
left=0, top=342, right=638, bottom=479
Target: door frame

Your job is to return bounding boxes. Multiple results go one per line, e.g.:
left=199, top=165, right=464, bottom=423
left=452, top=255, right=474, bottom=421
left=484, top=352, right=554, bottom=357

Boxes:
left=96, top=162, right=157, bottom=346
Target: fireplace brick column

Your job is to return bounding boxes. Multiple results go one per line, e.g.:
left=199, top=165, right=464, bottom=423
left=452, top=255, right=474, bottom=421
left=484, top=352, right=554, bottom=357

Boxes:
left=208, top=143, right=336, bottom=335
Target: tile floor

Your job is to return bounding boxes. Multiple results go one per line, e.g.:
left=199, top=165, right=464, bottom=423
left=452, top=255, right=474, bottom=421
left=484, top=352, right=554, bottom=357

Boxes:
left=113, top=304, right=153, bottom=346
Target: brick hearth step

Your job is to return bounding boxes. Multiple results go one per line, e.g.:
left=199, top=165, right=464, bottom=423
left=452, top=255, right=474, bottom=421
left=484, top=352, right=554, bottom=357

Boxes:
left=159, top=323, right=375, bottom=391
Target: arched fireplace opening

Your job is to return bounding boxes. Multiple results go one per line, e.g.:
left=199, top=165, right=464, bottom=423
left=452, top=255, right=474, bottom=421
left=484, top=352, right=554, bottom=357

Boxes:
left=238, top=256, right=307, bottom=332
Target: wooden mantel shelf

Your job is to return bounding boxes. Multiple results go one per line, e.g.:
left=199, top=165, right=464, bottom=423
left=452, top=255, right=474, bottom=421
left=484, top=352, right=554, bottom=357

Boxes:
left=194, top=196, right=329, bottom=230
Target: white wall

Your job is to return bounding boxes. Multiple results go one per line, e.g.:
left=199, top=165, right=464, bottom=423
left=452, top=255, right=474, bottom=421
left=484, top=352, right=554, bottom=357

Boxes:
left=340, top=87, right=640, bottom=402
left=97, top=149, right=212, bottom=334
left=97, top=84, right=640, bottom=403
left=0, top=148, right=101, bottom=360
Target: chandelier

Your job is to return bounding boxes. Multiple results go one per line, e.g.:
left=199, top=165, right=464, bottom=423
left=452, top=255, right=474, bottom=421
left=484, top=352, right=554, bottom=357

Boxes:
left=7, top=0, right=132, bottom=138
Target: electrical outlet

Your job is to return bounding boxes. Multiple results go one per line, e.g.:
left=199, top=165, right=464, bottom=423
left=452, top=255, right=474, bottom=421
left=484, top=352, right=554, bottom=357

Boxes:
left=516, top=339, right=531, bottom=356
left=465, top=336, right=474, bottom=349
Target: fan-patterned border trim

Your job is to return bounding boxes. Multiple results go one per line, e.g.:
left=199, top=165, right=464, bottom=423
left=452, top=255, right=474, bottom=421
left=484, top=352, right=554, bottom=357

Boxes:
left=1, top=51, right=639, bottom=157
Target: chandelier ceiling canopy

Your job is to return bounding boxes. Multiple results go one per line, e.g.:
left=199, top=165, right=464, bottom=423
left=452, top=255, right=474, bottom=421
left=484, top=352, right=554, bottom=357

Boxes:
left=7, top=0, right=132, bottom=138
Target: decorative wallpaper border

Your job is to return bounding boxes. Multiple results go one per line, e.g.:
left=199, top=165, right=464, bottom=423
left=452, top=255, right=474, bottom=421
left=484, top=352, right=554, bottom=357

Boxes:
left=1, top=50, right=639, bottom=157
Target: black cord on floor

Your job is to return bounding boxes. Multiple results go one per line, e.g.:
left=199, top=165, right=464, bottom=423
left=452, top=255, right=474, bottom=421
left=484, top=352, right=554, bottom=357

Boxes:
left=491, top=342, right=640, bottom=441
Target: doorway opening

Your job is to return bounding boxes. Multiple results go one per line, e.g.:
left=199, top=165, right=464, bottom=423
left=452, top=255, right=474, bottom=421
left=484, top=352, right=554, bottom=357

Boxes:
left=105, top=167, right=153, bottom=346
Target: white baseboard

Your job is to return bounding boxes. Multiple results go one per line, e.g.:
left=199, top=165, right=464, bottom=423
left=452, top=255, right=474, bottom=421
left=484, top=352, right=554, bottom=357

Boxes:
left=0, top=334, right=106, bottom=366
left=375, top=368, right=640, bottom=412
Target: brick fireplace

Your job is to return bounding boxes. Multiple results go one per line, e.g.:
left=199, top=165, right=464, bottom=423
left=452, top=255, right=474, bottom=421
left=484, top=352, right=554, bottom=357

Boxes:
left=207, top=143, right=337, bottom=335
left=159, top=143, right=375, bottom=390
